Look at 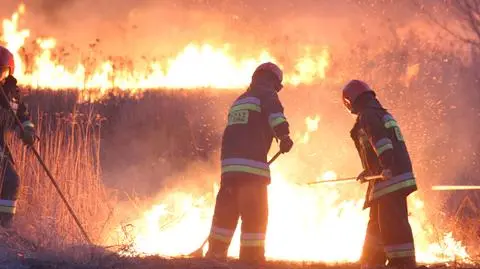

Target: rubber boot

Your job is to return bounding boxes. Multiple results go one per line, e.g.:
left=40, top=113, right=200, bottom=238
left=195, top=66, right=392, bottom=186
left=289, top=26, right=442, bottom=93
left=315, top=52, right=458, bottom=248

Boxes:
left=204, top=237, right=229, bottom=261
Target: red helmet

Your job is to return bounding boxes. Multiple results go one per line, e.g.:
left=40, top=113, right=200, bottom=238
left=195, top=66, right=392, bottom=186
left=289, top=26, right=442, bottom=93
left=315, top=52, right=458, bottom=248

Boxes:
left=253, top=62, right=283, bottom=83
left=342, top=80, right=375, bottom=113
left=0, top=46, right=14, bottom=82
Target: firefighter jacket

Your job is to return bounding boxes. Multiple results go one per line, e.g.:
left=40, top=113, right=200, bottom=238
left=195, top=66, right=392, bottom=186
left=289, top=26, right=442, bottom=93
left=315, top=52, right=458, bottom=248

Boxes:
left=350, top=100, right=417, bottom=208
left=0, top=77, right=34, bottom=162
left=220, top=80, right=290, bottom=185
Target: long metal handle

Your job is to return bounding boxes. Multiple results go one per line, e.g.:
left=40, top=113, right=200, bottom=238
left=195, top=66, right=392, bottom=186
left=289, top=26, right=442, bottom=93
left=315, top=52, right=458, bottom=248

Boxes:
left=29, top=148, right=93, bottom=244
left=0, top=86, right=93, bottom=245
left=432, top=185, right=480, bottom=191
left=268, top=151, right=282, bottom=165
left=306, top=175, right=384, bottom=185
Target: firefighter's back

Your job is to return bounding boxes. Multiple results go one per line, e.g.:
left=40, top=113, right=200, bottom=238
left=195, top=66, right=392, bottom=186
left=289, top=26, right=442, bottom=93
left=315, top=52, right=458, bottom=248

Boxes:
left=365, top=108, right=414, bottom=175
left=220, top=90, right=274, bottom=185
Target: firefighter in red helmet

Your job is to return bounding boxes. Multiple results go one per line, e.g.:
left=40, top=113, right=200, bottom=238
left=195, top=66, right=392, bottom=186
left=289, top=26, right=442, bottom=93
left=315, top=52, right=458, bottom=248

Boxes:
left=343, top=80, right=417, bottom=269
left=205, top=62, right=293, bottom=264
left=0, top=45, right=36, bottom=228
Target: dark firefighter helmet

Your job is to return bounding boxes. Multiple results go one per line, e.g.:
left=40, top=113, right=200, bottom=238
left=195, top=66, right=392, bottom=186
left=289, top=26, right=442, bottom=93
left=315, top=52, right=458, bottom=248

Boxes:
left=342, top=79, right=376, bottom=113
left=252, top=62, right=283, bottom=92
left=0, top=46, right=15, bottom=82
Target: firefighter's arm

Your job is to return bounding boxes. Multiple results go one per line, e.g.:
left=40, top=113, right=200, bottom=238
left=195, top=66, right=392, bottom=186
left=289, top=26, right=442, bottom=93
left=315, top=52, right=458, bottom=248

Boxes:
left=350, top=123, right=365, bottom=167
left=262, top=91, right=293, bottom=153
left=350, top=122, right=373, bottom=182
left=360, top=112, right=394, bottom=171
left=15, top=102, right=36, bottom=146
left=16, top=102, right=34, bottom=129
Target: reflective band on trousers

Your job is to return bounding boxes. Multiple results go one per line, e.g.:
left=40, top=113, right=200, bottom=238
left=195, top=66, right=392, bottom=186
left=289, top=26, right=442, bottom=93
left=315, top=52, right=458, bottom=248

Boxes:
left=230, top=97, right=261, bottom=113
left=240, top=232, right=265, bottom=247
left=374, top=138, right=393, bottom=156
left=210, top=226, right=235, bottom=243
left=221, top=158, right=270, bottom=178
left=268, top=112, right=287, bottom=128
left=372, top=172, right=416, bottom=199
left=0, top=199, right=16, bottom=214
left=385, top=243, right=415, bottom=259
left=22, top=120, right=34, bottom=128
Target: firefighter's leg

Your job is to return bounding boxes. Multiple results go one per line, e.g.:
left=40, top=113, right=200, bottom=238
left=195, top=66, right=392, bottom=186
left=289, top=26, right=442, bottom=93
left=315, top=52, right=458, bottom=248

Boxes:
left=378, top=194, right=416, bottom=269
left=238, top=183, right=268, bottom=264
left=0, top=160, right=19, bottom=228
left=205, top=183, right=240, bottom=259
left=361, top=201, right=387, bottom=269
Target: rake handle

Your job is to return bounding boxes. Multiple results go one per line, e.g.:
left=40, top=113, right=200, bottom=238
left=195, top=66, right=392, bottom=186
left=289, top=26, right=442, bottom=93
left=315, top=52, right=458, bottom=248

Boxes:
left=268, top=151, right=282, bottom=165
left=306, top=175, right=384, bottom=185
left=0, top=86, right=93, bottom=245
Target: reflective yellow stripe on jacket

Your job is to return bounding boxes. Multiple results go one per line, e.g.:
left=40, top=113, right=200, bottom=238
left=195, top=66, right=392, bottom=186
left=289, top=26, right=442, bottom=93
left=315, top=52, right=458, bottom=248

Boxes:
left=230, top=97, right=261, bottom=112
left=374, top=138, right=393, bottom=156
left=268, top=112, right=287, bottom=128
left=371, top=172, right=417, bottom=200
left=385, top=243, right=415, bottom=259
left=221, top=158, right=270, bottom=178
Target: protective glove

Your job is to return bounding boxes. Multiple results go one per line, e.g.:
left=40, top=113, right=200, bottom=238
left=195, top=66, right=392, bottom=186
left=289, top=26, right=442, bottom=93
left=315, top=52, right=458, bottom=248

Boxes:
left=356, top=170, right=370, bottom=183
left=279, top=135, right=294, bottom=153
left=19, top=125, right=36, bottom=146
left=381, top=169, right=392, bottom=181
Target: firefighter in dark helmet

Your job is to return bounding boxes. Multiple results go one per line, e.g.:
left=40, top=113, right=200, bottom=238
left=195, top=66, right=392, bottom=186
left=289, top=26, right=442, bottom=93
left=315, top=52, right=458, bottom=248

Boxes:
left=0, top=45, right=36, bottom=228
left=205, top=62, right=294, bottom=263
left=343, top=80, right=417, bottom=269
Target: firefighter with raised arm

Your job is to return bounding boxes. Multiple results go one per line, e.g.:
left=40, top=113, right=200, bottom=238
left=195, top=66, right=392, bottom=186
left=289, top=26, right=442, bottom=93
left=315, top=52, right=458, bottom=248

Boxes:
left=342, top=80, right=417, bottom=269
left=0, top=45, right=36, bottom=228
left=205, top=62, right=293, bottom=264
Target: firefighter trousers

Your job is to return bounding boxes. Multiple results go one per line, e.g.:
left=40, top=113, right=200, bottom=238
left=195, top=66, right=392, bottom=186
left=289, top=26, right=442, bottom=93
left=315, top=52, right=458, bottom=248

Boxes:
left=0, top=158, right=19, bottom=228
left=361, top=194, right=416, bottom=269
left=206, top=181, right=268, bottom=263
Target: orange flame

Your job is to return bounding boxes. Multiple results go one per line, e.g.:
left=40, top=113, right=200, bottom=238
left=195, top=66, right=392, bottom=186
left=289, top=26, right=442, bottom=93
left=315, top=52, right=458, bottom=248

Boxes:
left=2, top=3, right=472, bottom=265
left=298, top=115, right=321, bottom=144
left=111, top=173, right=471, bottom=263
left=1, top=4, right=329, bottom=102
left=107, top=118, right=471, bottom=264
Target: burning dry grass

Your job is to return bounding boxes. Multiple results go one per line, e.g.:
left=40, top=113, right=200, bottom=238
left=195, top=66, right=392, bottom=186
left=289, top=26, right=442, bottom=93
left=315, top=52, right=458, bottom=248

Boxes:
left=0, top=89, right=475, bottom=268
left=6, top=105, right=113, bottom=248
left=0, top=2, right=478, bottom=267
left=0, top=89, right=231, bottom=254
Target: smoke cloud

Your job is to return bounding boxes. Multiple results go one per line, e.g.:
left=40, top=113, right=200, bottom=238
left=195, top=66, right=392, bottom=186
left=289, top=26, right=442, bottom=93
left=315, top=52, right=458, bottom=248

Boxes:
left=1, top=0, right=433, bottom=59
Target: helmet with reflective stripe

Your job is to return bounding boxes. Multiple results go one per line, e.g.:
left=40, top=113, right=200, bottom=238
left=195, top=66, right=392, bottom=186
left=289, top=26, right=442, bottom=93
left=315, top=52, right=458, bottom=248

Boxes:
left=0, top=46, right=14, bottom=82
left=342, top=79, right=375, bottom=113
left=253, top=62, right=283, bottom=83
